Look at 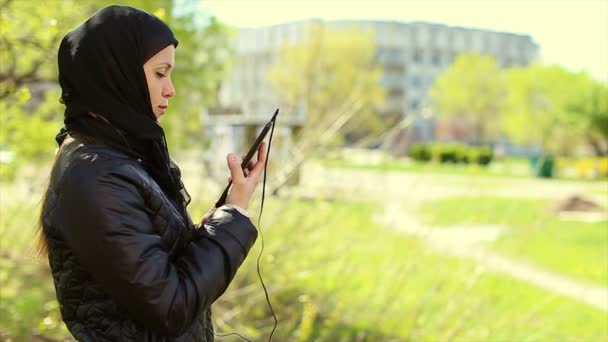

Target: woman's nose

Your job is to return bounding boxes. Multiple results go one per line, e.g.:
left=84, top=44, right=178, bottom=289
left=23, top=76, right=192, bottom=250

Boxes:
left=164, top=80, right=176, bottom=98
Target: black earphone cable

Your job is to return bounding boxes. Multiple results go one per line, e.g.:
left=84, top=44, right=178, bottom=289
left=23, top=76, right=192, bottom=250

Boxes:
left=214, top=116, right=278, bottom=342
left=256, top=116, right=278, bottom=341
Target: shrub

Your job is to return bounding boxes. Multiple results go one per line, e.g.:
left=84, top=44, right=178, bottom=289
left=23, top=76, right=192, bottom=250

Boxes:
left=410, top=143, right=494, bottom=166
left=430, top=144, right=453, bottom=163
left=408, top=144, right=431, bottom=162
left=474, top=146, right=494, bottom=166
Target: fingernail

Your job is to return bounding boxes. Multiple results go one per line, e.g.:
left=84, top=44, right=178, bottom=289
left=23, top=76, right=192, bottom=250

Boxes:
left=229, top=154, right=236, bottom=161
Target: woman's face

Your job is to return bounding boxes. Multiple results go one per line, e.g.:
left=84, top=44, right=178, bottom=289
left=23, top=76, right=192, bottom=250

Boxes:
left=143, top=45, right=176, bottom=120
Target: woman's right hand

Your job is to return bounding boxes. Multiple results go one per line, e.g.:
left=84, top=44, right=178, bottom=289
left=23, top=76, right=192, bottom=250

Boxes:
left=225, top=142, right=267, bottom=211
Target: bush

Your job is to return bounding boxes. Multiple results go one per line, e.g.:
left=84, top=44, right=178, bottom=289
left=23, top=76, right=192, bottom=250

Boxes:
left=431, top=143, right=473, bottom=164
left=430, top=144, right=454, bottom=163
left=453, top=143, right=469, bottom=164
left=474, top=146, right=494, bottom=166
left=410, top=143, right=494, bottom=166
left=408, top=144, right=431, bottom=162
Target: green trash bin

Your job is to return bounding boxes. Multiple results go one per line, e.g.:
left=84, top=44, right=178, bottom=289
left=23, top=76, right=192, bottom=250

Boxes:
left=531, top=155, right=554, bottom=178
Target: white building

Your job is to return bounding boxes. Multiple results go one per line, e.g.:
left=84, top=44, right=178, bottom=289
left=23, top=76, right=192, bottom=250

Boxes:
left=215, top=19, right=538, bottom=142
left=203, top=19, right=539, bottom=177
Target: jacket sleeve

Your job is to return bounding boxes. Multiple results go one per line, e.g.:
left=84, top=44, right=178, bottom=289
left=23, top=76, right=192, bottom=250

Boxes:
left=56, top=160, right=258, bottom=337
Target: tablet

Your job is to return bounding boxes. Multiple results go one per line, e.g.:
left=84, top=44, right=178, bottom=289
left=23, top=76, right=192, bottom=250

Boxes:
left=215, top=109, right=279, bottom=207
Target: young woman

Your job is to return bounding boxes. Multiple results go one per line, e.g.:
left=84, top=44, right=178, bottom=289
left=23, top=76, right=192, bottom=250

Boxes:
left=36, top=5, right=264, bottom=341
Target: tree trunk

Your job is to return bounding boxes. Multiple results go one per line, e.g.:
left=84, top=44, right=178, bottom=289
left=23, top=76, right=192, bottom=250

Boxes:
left=587, top=136, right=605, bottom=156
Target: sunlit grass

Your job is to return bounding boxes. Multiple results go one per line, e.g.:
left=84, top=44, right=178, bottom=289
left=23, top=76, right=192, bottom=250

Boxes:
left=320, top=156, right=532, bottom=178
left=1, top=178, right=607, bottom=340
left=419, top=196, right=608, bottom=286
left=212, top=197, right=607, bottom=341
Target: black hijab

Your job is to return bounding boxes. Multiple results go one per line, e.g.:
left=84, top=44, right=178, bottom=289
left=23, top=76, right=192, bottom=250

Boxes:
left=56, top=5, right=189, bottom=207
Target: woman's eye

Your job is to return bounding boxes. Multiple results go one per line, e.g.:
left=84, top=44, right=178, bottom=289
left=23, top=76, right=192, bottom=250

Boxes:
left=156, top=72, right=166, bottom=78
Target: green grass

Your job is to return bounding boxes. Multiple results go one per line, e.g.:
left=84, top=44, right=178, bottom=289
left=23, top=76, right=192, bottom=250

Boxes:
left=215, top=198, right=608, bottom=341
left=2, top=189, right=607, bottom=340
left=586, top=183, right=608, bottom=199
left=320, top=156, right=533, bottom=178
left=320, top=156, right=608, bottom=184
left=419, top=196, right=608, bottom=286
left=0, top=201, right=70, bottom=339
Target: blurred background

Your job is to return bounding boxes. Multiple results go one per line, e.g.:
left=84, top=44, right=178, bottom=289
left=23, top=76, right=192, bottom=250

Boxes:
left=1, top=0, right=607, bottom=341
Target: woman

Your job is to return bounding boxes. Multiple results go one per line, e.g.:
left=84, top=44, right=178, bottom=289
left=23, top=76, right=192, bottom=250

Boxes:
left=36, top=5, right=264, bottom=341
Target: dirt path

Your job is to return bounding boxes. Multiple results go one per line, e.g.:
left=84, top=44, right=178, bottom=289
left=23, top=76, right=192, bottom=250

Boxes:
left=376, top=202, right=608, bottom=312
left=296, top=163, right=608, bottom=312
left=297, top=162, right=606, bottom=204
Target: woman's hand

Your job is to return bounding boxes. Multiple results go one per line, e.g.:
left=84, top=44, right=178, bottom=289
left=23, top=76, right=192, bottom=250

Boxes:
left=225, top=142, right=267, bottom=211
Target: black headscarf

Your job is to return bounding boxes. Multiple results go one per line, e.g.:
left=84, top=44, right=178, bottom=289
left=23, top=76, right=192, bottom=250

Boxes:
left=56, top=5, right=190, bottom=207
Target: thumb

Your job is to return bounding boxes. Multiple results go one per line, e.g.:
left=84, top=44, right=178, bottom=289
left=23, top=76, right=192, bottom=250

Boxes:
left=227, top=153, right=245, bottom=183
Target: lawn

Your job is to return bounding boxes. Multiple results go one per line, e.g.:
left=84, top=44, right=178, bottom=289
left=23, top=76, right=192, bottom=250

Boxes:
left=320, top=156, right=533, bottom=179
left=321, top=155, right=608, bottom=184
left=212, top=197, right=607, bottom=341
left=418, top=196, right=608, bottom=286
left=1, top=184, right=607, bottom=341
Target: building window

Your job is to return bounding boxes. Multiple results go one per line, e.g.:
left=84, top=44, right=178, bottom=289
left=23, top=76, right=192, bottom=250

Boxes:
left=482, top=34, right=492, bottom=53
left=412, top=49, right=422, bottom=64
left=432, top=50, right=441, bottom=66
left=410, top=99, right=419, bottom=111
left=463, top=32, right=472, bottom=50
left=411, top=76, right=420, bottom=88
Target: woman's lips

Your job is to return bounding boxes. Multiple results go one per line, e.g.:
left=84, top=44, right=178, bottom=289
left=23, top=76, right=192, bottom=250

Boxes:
left=158, top=105, right=167, bottom=115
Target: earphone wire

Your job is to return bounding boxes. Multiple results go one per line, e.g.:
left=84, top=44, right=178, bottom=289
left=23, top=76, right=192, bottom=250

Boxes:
left=257, top=115, right=278, bottom=341
left=214, top=113, right=278, bottom=342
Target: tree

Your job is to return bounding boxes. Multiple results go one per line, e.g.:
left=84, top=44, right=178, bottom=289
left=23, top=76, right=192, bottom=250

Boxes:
left=567, top=78, right=608, bottom=155
left=0, top=0, right=102, bottom=177
left=159, top=5, right=236, bottom=149
left=500, top=64, right=592, bottom=155
left=430, top=53, right=504, bottom=143
left=0, top=0, right=234, bottom=174
left=0, top=0, right=90, bottom=100
left=269, top=23, right=388, bottom=146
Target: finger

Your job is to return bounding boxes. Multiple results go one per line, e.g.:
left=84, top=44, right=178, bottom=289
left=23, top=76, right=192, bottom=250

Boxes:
left=241, top=154, right=255, bottom=171
left=248, top=142, right=268, bottom=181
left=227, top=153, right=245, bottom=184
left=257, top=141, right=268, bottom=164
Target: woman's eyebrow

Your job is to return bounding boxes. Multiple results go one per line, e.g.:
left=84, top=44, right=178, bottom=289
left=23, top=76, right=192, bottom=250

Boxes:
left=157, top=62, right=173, bottom=69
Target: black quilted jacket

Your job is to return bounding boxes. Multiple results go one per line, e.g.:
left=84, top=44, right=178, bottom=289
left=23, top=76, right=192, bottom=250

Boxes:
left=41, top=136, right=258, bottom=341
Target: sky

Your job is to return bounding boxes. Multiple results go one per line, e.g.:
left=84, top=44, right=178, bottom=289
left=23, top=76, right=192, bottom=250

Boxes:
left=199, top=0, right=608, bottom=82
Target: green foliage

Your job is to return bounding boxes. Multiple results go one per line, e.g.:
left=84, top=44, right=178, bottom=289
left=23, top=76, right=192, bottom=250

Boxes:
left=269, top=23, right=388, bottom=145
left=0, top=0, right=100, bottom=180
left=566, top=78, right=608, bottom=155
left=430, top=143, right=465, bottom=164
left=0, top=191, right=70, bottom=339
left=0, top=88, right=63, bottom=181
left=432, top=53, right=608, bottom=155
left=408, top=143, right=431, bottom=162
left=0, top=0, right=235, bottom=169
left=161, top=10, right=236, bottom=149
left=0, top=0, right=93, bottom=98
left=471, top=146, right=494, bottom=166
left=430, top=53, right=503, bottom=142
left=408, top=143, right=494, bottom=166
left=501, top=64, right=591, bottom=155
